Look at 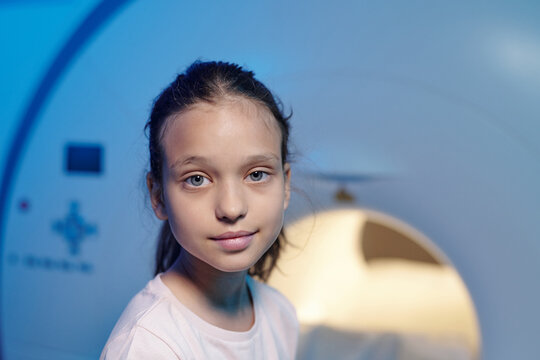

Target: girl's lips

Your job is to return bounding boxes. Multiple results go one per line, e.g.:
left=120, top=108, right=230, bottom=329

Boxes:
left=210, top=231, right=256, bottom=251
left=210, top=231, right=256, bottom=240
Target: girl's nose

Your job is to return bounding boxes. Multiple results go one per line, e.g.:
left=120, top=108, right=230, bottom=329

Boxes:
left=215, top=183, right=247, bottom=223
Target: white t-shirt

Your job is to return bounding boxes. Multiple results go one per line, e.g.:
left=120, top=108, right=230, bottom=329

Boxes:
left=101, top=274, right=298, bottom=359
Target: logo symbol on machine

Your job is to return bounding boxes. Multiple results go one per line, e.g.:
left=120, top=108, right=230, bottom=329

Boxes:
left=52, top=201, right=97, bottom=256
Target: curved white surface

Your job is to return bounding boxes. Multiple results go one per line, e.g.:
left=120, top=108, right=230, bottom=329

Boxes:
left=2, top=1, right=540, bottom=359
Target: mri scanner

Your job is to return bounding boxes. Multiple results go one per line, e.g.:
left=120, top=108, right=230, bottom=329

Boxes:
left=1, top=1, right=540, bottom=359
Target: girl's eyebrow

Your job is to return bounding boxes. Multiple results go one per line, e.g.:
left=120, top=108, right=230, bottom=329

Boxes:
left=170, top=156, right=208, bottom=170
left=244, top=154, right=280, bottom=164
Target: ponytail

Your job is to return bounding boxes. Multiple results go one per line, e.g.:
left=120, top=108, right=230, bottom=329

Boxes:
left=248, top=229, right=286, bottom=282
left=154, top=220, right=181, bottom=276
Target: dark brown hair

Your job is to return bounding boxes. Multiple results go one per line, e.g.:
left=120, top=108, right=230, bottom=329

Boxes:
left=145, top=60, right=291, bottom=281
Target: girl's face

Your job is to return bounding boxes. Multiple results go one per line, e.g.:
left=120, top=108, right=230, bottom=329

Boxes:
left=150, top=98, right=290, bottom=273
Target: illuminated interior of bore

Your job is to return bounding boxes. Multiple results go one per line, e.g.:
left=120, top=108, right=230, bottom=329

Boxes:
left=268, top=208, right=480, bottom=356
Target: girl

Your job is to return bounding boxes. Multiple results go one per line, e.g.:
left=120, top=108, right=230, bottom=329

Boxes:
left=101, top=61, right=298, bottom=359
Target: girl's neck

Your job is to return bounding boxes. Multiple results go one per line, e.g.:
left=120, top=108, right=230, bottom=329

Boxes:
left=161, top=252, right=254, bottom=330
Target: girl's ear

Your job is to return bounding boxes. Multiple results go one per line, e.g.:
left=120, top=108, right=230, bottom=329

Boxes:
left=146, top=172, right=168, bottom=220
left=283, top=163, right=291, bottom=210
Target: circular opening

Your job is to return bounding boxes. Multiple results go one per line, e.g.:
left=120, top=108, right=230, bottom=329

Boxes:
left=268, top=208, right=481, bottom=360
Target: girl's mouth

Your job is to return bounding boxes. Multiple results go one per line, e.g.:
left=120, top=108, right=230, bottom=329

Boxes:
left=210, top=231, right=257, bottom=251
left=211, top=230, right=256, bottom=240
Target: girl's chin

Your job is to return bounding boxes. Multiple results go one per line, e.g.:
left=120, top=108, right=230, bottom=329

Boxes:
left=185, top=247, right=266, bottom=275
left=211, top=263, right=254, bottom=274
left=207, top=259, right=259, bottom=275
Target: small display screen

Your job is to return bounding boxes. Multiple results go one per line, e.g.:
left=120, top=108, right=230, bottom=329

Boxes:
left=65, top=144, right=103, bottom=174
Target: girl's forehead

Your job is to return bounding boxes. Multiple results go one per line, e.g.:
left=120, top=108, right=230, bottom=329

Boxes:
left=160, top=97, right=283, bottom=162
left=163, top=97, right=280, bottom=140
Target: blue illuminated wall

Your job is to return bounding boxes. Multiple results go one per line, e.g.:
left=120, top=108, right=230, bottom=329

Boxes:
left=1, top=1, right=540, bottom=359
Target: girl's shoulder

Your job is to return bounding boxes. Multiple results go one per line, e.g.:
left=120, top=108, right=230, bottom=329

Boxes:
left=100, top=276, right=188, bottom=359
left=110, top=275, right=170, bottom=329
left=101, top=275, right=191, bottom=359
left=248, top=277, right=299, bottom=357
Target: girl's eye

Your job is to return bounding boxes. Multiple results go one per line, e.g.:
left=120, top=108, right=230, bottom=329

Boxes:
left=248, top=171, right=268, bottom=182
left=185, top=175, right=209, bottom=187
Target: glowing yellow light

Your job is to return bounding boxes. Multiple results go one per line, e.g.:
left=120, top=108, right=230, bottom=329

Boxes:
left=268, top=208, right=481, bottom=357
